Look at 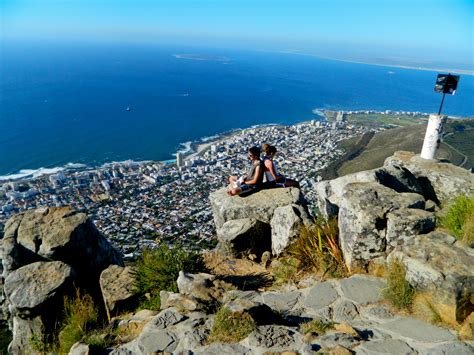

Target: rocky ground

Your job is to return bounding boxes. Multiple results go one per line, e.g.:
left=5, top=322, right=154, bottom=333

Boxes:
left=105, top=271, right=473, bottom=354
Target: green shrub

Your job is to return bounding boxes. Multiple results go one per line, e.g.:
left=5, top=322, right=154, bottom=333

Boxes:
left=133, top=243, right=206, bottom=310
left=208, top=307, right=256, bottom=343
left=300, top=318, right=335, bottom=335
left=383, top=259, right=414, bottom=310
left=272, top=257, right=300, bottom=285
left=58, top=289, right=99, bottom=353
left=440, top=194, right=474, bottom=240
left=462, top=213, right=474, bottom=247
left=288, top=217, right=346, bottom=278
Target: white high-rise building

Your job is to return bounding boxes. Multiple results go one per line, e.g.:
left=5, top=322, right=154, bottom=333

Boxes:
left=176, top=152, right=184, bottom=167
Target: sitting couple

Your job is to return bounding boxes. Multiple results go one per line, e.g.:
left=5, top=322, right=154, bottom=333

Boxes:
left=227, top=144, right=299, bottom=196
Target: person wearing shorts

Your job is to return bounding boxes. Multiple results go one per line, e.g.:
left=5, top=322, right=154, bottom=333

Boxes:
left=228, top=146, right=264, bottom=196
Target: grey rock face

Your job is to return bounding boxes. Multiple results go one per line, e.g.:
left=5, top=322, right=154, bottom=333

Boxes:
left=385, top=208, right=436, bottom=252
left=332, top=299, right=359, bottom=322
left=9, top=315, right=44, bottom=354
left=100, top=265, right=137, bottom=317
left=338, top=182, right=425, bottom=270
left=303, top=281, right=338, bottom=312
left=4, top=261, right=74, bottom=315
left=210, top=187, right=311, bottom=257
left=315, top=163, right=424, bottom=220
left=160, top=291, right=203, bottom=312
left=224, top=298, right=281, bottom=325
left=210, top=187, right=306, bottom=228
left=217, top=218, right=271, bottom=257
left=339, top=275, right=385, bottom=306
left=261, top=290, right=301, bottom=314
left=0, top=207, right=124, bottom=353
left=135, top=329, right=178, bottom=353
left=385, top=152, right=474, bottom=203
left=316, top=152, right=473, bottom=272
left=247, top=325, right=303, bottom=350
left=177, top=271, right=215, bottom=301
left=379, top=317, right=457, bottom=343
left=422, top=341, right=474, bottom=355
left=271, top=205, right=304, bottom=256
left=194, top=343, right=251, bottom=354
left=389, top=231, right=474, bottom=323
left=1, top=207, right=123, bottom=276
left=145, top=308, right=185, bottom=330
left=316, top=331, right=360, bottom=349
left=353, top=339, right=415, bottom=354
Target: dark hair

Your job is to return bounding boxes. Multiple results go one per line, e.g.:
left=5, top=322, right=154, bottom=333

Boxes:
left=248, top=146, right=261, bottom=157
left=262, top=144, right=277, bottom=155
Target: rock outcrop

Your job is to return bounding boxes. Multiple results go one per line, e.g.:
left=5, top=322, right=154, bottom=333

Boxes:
left=315, top=151, right=474, bottom=326
left=316, top=152, right=474, bottom=271
left=210, top=187, right=312, bottom=257
left=0, top=207, right=124, bottom=353
left=386, top=151, right=474, bottom=203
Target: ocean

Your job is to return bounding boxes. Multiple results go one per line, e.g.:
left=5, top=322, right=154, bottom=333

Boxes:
left=1, top=40, right=473, bottom=177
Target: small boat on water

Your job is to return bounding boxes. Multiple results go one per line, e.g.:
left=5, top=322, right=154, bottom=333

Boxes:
left=126, top=107, right=131, bottom=111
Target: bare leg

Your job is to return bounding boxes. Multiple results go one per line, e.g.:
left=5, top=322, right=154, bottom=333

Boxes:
left=229, top=175, right=238, bottom=184
left=228, top=187, right=242, bottom=196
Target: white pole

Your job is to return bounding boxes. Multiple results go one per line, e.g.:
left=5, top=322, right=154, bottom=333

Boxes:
left=420, top=114, right=447, bottom=160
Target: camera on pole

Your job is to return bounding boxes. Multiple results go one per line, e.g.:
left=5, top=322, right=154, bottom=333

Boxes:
left=434, top=73, right=460, bottom=114
left=420, top=73, right=461, bottom=160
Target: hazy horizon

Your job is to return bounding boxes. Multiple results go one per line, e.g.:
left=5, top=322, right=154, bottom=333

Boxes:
left=1, top=0, right=473, bottom=70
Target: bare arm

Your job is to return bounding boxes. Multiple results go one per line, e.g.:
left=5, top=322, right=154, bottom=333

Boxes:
left=264, top=159, right=279, bottom=180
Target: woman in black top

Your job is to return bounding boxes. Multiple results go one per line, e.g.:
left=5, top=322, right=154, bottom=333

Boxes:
left=228, top=146, right=264, bottom=196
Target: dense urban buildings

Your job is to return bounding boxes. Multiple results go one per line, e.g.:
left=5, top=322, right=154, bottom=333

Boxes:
left=0, top=117, right=390, bottom=259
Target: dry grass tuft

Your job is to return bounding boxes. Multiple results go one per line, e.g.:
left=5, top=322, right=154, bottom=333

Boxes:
left=300, top=318, right=335, bottom=335
left=207, top=307, right=256, bottom=343
left=288, top=218, right=347, bottom=278
left=383, top=259, right=414, bottom=310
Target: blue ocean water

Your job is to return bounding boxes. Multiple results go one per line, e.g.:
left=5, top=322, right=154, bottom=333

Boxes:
left=1, top=40, right=473, bottom=176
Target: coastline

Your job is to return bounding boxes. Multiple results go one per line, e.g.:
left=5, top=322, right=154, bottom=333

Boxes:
left=1, top=108, right=469, bottom=183
left=268, top=50, right=474, bottom=76
left=0, top=120, right=309, bottom=183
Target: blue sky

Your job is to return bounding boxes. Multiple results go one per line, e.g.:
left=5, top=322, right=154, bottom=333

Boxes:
left=1, top=0, right=473, bottom=66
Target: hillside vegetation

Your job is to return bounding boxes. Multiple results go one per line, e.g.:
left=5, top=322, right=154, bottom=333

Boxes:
left=333, top=118, right=473, bottom=177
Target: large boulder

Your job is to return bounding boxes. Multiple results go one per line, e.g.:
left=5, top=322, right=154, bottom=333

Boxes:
left=216, top=218, right=271, bottom=257
left=0, top=207, right=124, bottom=353
left=338, top=182, right=427, bottom=270
left=4, top=261, right=74, bottom=316
left=315, top=163, right=424, bottom=220
left=1, top=206, right=123, bottom=276
left=385, top=151, right=474, bottom=203
left=210, top=187, right=312, bottom=257
left=389, top=232, right=474, bottom=325
left=271, top=205, right=305, bottom=256
left=100, top=265, right=138, bottom=321
left=210, top=187, right=309, bottom=228
left=3, top=261, right=75, bottom=353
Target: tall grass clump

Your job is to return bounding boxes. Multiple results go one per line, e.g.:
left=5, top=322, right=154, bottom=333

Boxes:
left=288, top=217, right=346, bottom=278
left=58, top=289, right=99, bottom=353
left=439, top=194, right=474, bottom=245
left=133, top=243, right=206, bottom=310
left=207, top=307, right=256, bottom=343
left=300, top=318, right=335, bottom=335
left=383, top=258, right=414, bottom=310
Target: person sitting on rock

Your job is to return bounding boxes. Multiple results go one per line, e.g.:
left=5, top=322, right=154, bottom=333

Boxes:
left=261, top=143, right=300, bottom=188
left=228, top=146, right=264, bottom=196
